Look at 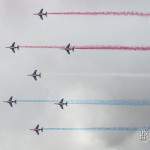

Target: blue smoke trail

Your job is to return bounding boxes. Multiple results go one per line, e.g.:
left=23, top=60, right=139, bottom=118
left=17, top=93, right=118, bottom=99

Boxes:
left=16, top=99, right=55, bottom=103
left=14, top=99, right=150, bottom=106
left=67, top=100, right=150, bottom=106
left=44, top=127, right=150, bottom=132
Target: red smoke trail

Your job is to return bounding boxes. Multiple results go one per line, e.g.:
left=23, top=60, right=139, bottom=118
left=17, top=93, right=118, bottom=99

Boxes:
left=47, top=11, right=150, bottom=17
left=19, top=45, right=150, bottom=51
left=75, top=45, right=150, bottom=51
left=19, top=45, right=64, bottom=49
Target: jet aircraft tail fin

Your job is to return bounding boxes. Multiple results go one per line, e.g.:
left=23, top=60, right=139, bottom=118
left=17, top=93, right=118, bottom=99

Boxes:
left=39, top=73, right=41, bottom=78
left=72, top=47, right=75, bottom=51
left=41, top=128, right=44, bottom=132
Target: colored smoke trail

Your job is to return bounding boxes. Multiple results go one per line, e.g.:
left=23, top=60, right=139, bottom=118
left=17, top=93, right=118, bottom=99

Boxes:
left=19, top=45, right=64, bottom=49
left=75, top=45, right=150, bottom=51
left=19, top=45, right=150, bottom=51
left=15, top=100, right=55, bottom=103
left=44, top=127, right=150, bottom=132
left=68, top=100, right=150, bottom=106
left=47, top=11, right=150, bottom=17
left=13, top=99, right=150, bottom=106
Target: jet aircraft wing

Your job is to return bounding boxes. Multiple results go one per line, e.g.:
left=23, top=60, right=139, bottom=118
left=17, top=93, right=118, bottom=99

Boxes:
left=36, top=124, right=39, bottom=129
left=40, top=15, right=43, bottom=20
left=9, top=96, right=13, bottom=101
left=33, top=76, right=37, bottom=81
left=40, top=9, right=43, bottom=13
left=60, top=105, right=63, bottom=109
left=60, top=98, right=64, bottom=103
left=36, top=130, right=39, bottom=135
left=12, top=42, right=15, bottom=47
left=33, top=70, right=37, bottom=75
left=66, top=43, right=70, bottom=49
left=10, top=48, right=15, bottom=53
left=9, top=102, right=13, bottom=107
left=66, top=50, right=70, bottom=54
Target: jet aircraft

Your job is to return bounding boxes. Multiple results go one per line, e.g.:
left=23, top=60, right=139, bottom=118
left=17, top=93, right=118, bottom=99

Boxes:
left=27, top=70, right=41, bottom=81
left=34, top=9, right=47, bottom=20
left=6, top=42, right=19, bottom=53
left=30, top=124, right=43, bottom=135
left=3, top=96, right=17, bottom=107
left=55, top=98, right=68, bottom=109
left=65, top=43, right=75, bottom=55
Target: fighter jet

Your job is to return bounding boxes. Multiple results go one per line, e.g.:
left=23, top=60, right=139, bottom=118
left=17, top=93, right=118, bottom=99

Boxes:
left=55, top=98, right=68, bottom=109
left=27, top=70, right=41, bottom=81
left=34, top=9, right=48, bottom=20
left=30, top=124, right=43, bottom=135
left=3, top=96, right=17, bottom=107
left=6, top=42, right=19, bottom=53
left=65, top=43, right=75, bottom=55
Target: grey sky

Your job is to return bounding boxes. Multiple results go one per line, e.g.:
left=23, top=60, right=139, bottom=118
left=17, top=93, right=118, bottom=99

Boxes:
left=0, top=0, right=150, bottom=150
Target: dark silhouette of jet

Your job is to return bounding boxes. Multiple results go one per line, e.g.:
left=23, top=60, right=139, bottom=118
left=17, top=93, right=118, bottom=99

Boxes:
left=3, top=96, right=17, bottom=107
left=6, top=42, right=19, bottom=53
left=30, top=124, right=43, bottom=135
left=27, top=70, right=41, bottom=81
left=34, top=9, right=47, bottom=20
left=55, top=98, right=68, bottom=109
left=65, top=43, right=75, bottom=55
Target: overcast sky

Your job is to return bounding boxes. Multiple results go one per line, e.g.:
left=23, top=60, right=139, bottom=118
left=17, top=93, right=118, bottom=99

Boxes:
left=0, top=0, right=150, bottom=150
